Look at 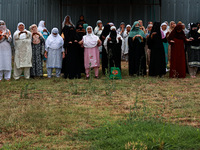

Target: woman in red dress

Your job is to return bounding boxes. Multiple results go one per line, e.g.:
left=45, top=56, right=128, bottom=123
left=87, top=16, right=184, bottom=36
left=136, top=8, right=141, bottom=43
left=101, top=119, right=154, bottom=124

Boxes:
left=167, top=24, right=192, bottom=78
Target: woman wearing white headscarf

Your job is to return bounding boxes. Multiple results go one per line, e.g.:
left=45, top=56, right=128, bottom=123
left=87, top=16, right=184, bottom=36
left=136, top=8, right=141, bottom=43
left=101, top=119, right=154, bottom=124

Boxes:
left=104, top=26, right=124, bottom=71
left=79, top=26, right=102, bottom=79
left=94, top=20, right=104, bottom=37
left=161, top=22, right=169, bottom=71
left=122, top=25, right=131, bottom=61
left=13, top=22, right=32, bottom=80
left=38, top=20, right=50, bottom=41
left=44, top=28, right=65, bottom=78
left=0, top=20, right=12, bottom=81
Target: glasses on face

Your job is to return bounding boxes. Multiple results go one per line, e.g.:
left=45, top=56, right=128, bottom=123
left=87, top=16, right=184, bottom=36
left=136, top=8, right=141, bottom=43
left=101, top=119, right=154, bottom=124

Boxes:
left=0, top=23, right=5, bottom=26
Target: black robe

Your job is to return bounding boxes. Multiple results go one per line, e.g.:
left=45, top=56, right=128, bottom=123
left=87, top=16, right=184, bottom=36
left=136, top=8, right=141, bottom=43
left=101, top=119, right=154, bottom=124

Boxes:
left=100, top=25, right=111, bottom=75
left=107, top=40, right=122, bottom=71
left=63, top=27, right=81, bottom=79
left=148, top=34, right=166, bottom=77
left=61, top=25, right=70, bottom=73
left=76, top=27, right=86, bottom=73
left=128, top=38, right=146, bottom=76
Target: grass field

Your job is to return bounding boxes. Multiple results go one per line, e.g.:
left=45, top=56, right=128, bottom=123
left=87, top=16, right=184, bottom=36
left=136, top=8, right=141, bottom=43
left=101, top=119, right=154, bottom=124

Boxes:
left=0, top=62, right=200, bottom=149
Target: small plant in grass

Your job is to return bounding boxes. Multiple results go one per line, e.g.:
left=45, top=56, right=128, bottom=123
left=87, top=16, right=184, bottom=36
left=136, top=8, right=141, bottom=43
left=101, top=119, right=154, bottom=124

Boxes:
left=20, top=83, right=29, bottom=99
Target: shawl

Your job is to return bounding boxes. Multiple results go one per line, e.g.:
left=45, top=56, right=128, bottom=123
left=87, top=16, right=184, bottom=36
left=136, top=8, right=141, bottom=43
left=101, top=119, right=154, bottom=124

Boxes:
left=129, top=21, right=145, bottom=42
left=83, top=26, right=99, bottom=48
left=46, top=28, right=64, bottom=49
left=168, top=24, right=186, bottom=41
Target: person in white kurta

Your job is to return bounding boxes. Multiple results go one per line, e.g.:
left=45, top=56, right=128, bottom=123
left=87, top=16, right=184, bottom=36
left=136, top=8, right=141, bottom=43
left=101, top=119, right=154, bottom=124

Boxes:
left=0, top=20, right=12, bottom=81
left=13, top=22, right=32, bottom=80
left=44, top=28, right=65, bottom=78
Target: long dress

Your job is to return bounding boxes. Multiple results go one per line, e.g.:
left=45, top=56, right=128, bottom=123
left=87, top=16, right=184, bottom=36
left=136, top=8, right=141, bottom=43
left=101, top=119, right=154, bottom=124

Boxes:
left=64, top=41, right=81, bottom=79
left=148, top=35, right=166, bottom=77
left=170, top=38, right=186, bottom=78
left=107, top=40, right=122, bottom=70
left=129, top=38, right=146, bottom=76
left=0, top=36, right=12, bottom=72
left=30, top=36, right=45, bottom=77
left=100, top=25, right=111, bottom=75
left=84, top=46, right=100, bottom=69
left=77, top=29, right=86, bottom=73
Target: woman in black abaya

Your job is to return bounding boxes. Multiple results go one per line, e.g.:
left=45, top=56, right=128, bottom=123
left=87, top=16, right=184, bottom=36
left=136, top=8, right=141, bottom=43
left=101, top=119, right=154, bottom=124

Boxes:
left=63, top=26, right=81, bottom=79
left=148, top=22, right=166, bottom=77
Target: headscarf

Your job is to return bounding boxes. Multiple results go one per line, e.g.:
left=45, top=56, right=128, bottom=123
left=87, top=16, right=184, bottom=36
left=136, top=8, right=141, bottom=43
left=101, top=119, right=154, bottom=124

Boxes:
left=77, top=15, right=87, bottom=25
left=168, top=21, right=176, bottom=33
left=62, top=15, right=75, bottom=29
left=182, top=23, right=189, bottom=35
left=17, top=22, right=28, bottom=40
left=100, top=24, right=111, bottom=41
left=110, top=26, right=117, bottom=43
left=38, top=20, right=47, bottom=32
left=29, top=24, right=43, bottom=44
left=96, top=20, right=102, bottom=26
left=0, top=20, right=7, bottom=32
left=108, top=22, right=114, bottom=26
left=129, top=21, right=145, bottom=42
left=168, top=24, right=186, bottom=41
left=83, top=26, right=99, bottom=48
left=150, top=22, right=165, bottom=39
left=161, top=22, right=168, bottom=37
left=0, top=20, right=10, bottom=42
left=45, top=28, right=64, bottom=49
left=189, top=23, right=200, bottom=46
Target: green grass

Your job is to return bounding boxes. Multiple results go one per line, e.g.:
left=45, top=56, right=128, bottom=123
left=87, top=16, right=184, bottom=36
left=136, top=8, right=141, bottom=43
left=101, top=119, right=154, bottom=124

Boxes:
left=75, top=120, right=200, bottom=150
left=0, top=62, right=200, bottom=149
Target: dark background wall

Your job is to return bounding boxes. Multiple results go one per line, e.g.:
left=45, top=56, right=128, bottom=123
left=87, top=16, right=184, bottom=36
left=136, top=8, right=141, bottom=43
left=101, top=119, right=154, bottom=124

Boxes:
left=0, top=0, right=199, bottom=35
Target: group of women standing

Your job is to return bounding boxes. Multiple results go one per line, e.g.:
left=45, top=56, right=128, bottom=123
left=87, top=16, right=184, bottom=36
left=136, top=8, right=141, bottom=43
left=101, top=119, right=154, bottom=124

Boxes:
left=0, top=16, right=200, bottom=81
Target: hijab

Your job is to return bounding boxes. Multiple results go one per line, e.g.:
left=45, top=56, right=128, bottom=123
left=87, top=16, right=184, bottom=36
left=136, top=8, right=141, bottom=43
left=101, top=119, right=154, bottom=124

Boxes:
left=150, top=22, right=165, bottom=39
left=46, top=28, right=64, bottom=49
left=0, top=20, right=7, bottom=32
left=129, top=21, right=145, bottom=42
left=161, top=22, right=168, bottom=37
left=38, top=20, right=47, bottom=32
left=17, top=22, right=28, bottom=40
left=83, top=26, right=99, bottom=48
left=168, top=24, right=186, bottom=41
left=62, top=15, right=75, bottom=29
left=100, top=24, right=111, bottom=41
left=110, top=26, right=117, bottom=43
left=189, top=23, right=200, bottom=46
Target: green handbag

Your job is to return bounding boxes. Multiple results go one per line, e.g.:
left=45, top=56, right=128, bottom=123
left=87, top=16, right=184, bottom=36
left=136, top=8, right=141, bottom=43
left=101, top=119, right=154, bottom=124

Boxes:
left=109, top=67, right=122, bottom=80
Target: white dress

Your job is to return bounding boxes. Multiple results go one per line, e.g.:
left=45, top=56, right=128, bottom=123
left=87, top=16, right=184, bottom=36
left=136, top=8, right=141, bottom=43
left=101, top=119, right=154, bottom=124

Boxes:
left=0, top=35, right=12, bottom=71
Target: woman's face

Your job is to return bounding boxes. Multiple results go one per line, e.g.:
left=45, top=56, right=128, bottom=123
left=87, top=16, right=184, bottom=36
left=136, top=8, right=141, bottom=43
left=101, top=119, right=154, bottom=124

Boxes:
left=65, top=16, right=70, bottom=23
left=120, top=24, right=125, bottom=28
left=127, top=26, right=131, bottom=32
left=171, top=22, right=176, bottom=28
left=135, top=23, right=140, bottom=27
left=162, top=25, right=167, bottom=30
left=32, top=26, right=37, bottom=33
left=87, top=27, right=92, bottom=34
left=53, top=33, right=58, bottom=36
left=0, top=22, right=5, bottom=26
left=18, top=24, right=24, bottom=32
